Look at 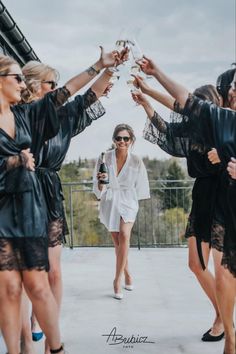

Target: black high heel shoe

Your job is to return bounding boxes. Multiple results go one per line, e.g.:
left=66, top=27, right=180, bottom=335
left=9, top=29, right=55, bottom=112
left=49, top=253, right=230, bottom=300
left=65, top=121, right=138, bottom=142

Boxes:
left=50, top=344, right=64, bottom=353
left=202, top=330, right=224, bottom=342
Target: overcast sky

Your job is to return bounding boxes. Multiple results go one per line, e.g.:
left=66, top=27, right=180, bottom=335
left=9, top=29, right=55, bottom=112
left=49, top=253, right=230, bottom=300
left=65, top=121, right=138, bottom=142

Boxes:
left=3, top=0, right=236, bottom=161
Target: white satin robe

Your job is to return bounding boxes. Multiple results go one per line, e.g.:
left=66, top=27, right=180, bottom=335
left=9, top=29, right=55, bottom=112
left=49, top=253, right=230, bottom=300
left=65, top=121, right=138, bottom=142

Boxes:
left=93, top=149, right=150, bottom=232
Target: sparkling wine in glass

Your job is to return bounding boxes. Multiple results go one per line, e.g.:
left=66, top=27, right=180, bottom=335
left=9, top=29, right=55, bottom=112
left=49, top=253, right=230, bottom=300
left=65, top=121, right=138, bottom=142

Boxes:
left=130, top=64, right=140, bottom=76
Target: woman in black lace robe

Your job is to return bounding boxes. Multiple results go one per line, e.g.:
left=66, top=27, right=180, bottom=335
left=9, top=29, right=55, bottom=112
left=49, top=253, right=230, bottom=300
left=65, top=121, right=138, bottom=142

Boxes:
left=132, top=81, right=225, bottom=341
left=0, top=50, right=120, bottom=354
left=21, top=49, right=121, bottom=353
left=137, top=57, right=236, bottom=354
left=0, top=53, right=98, bottom=354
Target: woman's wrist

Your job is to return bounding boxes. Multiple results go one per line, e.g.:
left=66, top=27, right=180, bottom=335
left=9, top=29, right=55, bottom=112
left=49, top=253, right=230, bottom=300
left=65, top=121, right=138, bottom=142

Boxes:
left=143, top=86, right=152, bottom=96
left=104, top=68, right=113, bottom=77
left=94, top=60, right=104, bottom=72
left=86, top=61, right=103, bottom=77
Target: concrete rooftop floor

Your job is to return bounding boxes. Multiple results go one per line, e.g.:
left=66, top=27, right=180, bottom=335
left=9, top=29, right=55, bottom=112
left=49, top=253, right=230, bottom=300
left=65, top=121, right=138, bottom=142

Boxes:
left=0, top=247, right=226, bottom=354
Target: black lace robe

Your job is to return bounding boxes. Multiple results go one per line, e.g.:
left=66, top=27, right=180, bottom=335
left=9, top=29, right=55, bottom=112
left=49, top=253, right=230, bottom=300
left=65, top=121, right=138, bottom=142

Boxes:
left=143, top=111, right=222, bottom=269
left=0, top=87, right=70, bottom=270
left=180, top=95, right=236, bottom=276
left=36, top=89, right=105, bottom=247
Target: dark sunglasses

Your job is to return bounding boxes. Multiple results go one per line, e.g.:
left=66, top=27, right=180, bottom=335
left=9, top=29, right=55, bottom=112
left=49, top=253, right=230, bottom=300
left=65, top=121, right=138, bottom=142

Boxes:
left=0, top=73, right=26, bottom=83
left=115, top=136, right=130, bottom=142
left=42, top=80, right=58, bottom=89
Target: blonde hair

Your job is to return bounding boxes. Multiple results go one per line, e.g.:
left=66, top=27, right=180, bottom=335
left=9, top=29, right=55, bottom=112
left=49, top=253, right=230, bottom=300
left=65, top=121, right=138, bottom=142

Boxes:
left=21, top=61, right=59, bottom=103
left=0, top=54, right=18, bottom=75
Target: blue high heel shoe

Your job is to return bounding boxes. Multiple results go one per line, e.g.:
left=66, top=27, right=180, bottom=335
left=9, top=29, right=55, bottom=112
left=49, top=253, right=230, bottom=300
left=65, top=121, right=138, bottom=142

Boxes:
left=32, top=331, right=44, bottom=341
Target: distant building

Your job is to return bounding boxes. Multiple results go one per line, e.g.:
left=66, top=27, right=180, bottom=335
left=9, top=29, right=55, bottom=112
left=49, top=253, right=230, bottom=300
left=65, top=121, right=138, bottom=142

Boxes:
left=0, top=0, right=39, bottom=65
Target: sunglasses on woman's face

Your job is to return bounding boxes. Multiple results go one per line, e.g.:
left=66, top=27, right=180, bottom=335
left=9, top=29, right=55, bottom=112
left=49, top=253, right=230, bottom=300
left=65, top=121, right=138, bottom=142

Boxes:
left=42, top=80, right=58, bottom=89
left=0, top=73, right=26, bottom=83
left=115, top=136, right=130, bottom=142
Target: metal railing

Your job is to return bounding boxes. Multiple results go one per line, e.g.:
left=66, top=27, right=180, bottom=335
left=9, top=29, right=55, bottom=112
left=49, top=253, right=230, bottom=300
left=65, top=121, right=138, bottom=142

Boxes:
left=62, top=180, right=194, bottom=248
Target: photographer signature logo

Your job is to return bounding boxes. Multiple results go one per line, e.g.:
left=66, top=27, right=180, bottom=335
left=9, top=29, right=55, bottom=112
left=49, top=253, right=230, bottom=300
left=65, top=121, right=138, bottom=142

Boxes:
left=102, top=327, right=155, bottom=348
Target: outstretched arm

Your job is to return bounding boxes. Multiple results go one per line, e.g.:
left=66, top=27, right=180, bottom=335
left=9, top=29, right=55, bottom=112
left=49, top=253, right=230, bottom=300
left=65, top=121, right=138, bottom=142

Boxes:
left=138, top=56, right=189, bottom=108
left=131, top=91, right=155, bottom=118
left=64, top=46, right=119, bottom=96
left=134, top=75, right=175, bottom=110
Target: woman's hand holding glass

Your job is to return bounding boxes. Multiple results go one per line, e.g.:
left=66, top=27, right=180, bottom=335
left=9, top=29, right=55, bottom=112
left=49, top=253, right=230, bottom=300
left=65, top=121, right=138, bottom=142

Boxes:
left=132, top=75, right=151, bottom=95
left=98, top=46, right=120, bottom=69
left=137, top=55, right=158, bottom=77
left=131, top=90, right=149, bottom=106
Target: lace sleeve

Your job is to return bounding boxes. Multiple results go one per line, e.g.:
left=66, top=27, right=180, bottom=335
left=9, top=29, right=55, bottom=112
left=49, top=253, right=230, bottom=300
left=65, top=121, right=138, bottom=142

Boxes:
left=58, top=88, right=106, bottom=138
left=49, top=86, right=71, bottom=108
left=83, top=88, right=105, bottom=121
left=143, top=111, right=189, bottom=157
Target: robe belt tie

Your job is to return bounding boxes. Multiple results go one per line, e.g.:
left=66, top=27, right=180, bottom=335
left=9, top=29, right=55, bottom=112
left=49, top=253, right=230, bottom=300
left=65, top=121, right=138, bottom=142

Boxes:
left=105, top=186, right=132, bottom=201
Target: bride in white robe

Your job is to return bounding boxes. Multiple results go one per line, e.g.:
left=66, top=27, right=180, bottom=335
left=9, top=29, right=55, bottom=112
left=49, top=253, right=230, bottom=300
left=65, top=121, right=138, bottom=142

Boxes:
left=93, top=124, right=150, bottom=300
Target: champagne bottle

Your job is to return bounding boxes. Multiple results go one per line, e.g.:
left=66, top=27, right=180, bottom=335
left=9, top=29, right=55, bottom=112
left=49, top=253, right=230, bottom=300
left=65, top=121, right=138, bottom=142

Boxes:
left=99, top=152, right=109, bottom=184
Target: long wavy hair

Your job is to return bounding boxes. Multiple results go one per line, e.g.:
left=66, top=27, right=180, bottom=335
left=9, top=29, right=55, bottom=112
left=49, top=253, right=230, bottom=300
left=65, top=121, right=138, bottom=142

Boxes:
left=194, top=84, right=220, bottom=106
left=21, top=60, right=59, bottom=103
left=0, top=54, right=18, bottom=75
left=216, top=68, right=235, bottom=107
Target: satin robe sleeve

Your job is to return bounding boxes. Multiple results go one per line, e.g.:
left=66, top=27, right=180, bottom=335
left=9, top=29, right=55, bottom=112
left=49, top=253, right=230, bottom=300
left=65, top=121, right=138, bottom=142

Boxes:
left=17, top=86, right=71, bottom=159
left=58, top=88, right=105, bottom=138
left=93, top=155, right=104, bottom=200
left=182, top=94, right=236, bottom=166
left=135, top=158, right=150, bottom=200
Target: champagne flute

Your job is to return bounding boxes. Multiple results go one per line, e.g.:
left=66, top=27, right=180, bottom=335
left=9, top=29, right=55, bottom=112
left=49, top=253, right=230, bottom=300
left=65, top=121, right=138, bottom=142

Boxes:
left=126, top=78, right=140, bottom=106
left=128, top=37, right=152, bottom=79
left=128, top=38, right=143, bottom=62
left=109, top=30, right=128, bottom=73
left=130, top=64, right=141, bottom=76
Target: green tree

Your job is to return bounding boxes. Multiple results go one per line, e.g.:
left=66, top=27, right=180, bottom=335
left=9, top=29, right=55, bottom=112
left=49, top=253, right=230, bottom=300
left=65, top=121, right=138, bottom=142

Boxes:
left=161, top=160, right=191, bottom=212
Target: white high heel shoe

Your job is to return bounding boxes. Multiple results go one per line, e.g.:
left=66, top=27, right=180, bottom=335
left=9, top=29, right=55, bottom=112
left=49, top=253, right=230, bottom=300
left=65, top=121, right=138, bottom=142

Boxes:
left=124, top=284, right=134, bottom=291
left=114, top=292, right=123, bottom=300
left=113, top=280, right=123, bottom=300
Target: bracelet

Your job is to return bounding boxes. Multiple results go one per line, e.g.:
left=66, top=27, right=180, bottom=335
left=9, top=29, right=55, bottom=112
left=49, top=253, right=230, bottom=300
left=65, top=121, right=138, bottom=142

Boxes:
left=86, top=65, right=101, bottom=77
left=106, top=67, right=115, bottom=74
left=104, top=69, right=113, bottom=77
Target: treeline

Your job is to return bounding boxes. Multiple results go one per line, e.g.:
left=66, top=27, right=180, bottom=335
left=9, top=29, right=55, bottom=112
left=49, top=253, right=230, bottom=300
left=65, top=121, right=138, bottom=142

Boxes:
left=59, top=156, right=189, bottom=183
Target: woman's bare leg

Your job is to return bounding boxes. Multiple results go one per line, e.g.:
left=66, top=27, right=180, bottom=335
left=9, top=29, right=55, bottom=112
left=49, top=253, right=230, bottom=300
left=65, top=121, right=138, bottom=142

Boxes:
left=188, top=237, right=223, bottom=335
left=113, top=219, right=134, bottom=294
left=48, top=244, right=63, bottom=311
left=111, top=233, right=131, bottom=283
left=0, top=270, right=22, bottom=354
left=212, top=249, right=236, bottom=354
left=20, top=290, right=36, bottom=354
left=22, top=270, right=63, bottom=352
left=43, top=244, right=63, bottom=354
